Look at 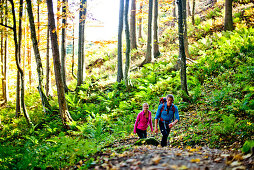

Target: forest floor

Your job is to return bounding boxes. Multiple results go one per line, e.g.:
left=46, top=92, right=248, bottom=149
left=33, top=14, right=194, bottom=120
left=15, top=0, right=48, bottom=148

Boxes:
left=83, top=137, right=254, bottom=170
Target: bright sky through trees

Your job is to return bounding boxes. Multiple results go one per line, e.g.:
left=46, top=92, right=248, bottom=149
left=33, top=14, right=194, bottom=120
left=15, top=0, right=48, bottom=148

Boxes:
left=85, top=0, right=119, bottom=41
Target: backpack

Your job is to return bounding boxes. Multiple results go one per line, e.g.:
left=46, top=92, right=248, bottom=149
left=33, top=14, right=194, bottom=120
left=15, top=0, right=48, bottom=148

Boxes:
left=159, top=97, right=175, bottom=122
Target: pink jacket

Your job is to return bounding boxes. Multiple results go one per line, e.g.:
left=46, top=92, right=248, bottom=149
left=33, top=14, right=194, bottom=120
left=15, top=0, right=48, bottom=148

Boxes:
left=133, top=110, right=153, bottom=133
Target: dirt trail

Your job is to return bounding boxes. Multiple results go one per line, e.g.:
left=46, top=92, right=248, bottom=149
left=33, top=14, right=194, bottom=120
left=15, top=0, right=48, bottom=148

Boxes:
left=88, top=138, right=253, bottom=170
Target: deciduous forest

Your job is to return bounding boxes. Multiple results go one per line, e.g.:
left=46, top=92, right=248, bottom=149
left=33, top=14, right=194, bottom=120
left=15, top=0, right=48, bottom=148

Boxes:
left=0, top=0, right=253, bottom=169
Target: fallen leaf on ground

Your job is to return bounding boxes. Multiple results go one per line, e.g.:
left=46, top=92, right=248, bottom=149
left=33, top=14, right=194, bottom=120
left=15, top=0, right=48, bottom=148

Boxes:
left=230, top=161, right=242, bottom=167
left=190, top=158, right=201, bottom=163
left=151, top=155, right=161, bottom=165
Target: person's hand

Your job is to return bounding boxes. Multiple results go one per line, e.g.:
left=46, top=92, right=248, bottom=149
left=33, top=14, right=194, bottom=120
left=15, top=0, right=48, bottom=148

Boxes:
left=169, top=123, right=174, bottom=128
left=154, top=127, right=158, bottom=134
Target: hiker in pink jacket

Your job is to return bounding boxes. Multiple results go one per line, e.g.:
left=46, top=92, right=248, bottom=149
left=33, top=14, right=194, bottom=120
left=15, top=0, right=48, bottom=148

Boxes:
left=134, top=103, right=153, bottom=139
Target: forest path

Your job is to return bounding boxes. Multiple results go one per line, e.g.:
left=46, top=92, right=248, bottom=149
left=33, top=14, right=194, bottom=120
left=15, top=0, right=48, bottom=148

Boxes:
left=86, top=137, right=253, bottom=170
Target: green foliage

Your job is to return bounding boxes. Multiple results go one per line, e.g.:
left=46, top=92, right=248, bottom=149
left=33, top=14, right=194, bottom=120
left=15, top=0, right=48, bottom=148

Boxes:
left=213, top=114, right=238, bottom=135
left=241, top=140, right=254, bottom=154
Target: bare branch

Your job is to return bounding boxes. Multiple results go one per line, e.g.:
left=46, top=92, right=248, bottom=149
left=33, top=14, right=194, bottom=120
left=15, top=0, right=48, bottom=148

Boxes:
left=0, top=23, right=13, bottom=30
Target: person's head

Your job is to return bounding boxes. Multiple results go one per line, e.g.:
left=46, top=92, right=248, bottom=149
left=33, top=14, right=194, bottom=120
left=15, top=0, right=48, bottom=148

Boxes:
left=143, top=103, right=149, bottom=111
left=166, top=94, right=174, bottom=106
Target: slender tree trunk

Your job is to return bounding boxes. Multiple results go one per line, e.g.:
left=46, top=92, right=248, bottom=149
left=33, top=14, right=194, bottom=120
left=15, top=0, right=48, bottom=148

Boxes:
left=77, top=0, right=87, bottom=88
left=4, top=0, right=8, bottom=103
left=183, top=0, right=190, bottom=59
left=57, top=0, right=61, bottom=42
left=0, top=0, right=4, bottom=101
left=124, top=0, right=130, bottom=87
left=138, top=2, right=143, bottom=42
left=153, top=0, right=160, bottom=58
left=130, top=0, right=137, bottom=50
left=141, top=0, right=153, bottom=66
left=46, top=23, right=50, bottom=97
left=117, top=0, right=124, bottom=82
left=61, top=0, right=68, bottom=92
left=71, top=22, right=76, bottom=79
left=172, top=0, right=176, bottom=27
left=224, top=0, right=233, bottom=31
left=37, top=0, right=40, bottom=44
left=192, top=0, right=195, bottom=25
left=17, top=0, right=30, bottom=123
left=187, top=0, right=191, bottom=17
left=10, top=0, right=32, bottom=124
left=26, top=0, right=51, bottom=112
left=177, top=0, right=189, bottom=101
left=28, top=43, right=32, bottom=86
left=46, top=0, right=73, bottom=126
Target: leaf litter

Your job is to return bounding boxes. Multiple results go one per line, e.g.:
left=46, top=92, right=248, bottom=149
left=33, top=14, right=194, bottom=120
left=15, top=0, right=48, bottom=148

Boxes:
left=87, top=137, right=254, bottom=170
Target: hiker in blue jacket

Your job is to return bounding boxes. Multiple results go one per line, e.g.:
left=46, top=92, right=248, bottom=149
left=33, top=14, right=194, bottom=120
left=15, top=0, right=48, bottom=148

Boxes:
left=154, top=94, right=179, bottom=147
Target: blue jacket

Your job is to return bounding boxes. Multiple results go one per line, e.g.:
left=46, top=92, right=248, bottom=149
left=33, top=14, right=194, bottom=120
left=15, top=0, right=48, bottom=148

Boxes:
left=155, top=103, right=179, bottom=123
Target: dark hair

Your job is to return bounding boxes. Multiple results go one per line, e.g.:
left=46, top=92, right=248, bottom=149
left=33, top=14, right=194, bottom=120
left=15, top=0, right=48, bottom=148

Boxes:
left=166, top=94, right=174, bottom=101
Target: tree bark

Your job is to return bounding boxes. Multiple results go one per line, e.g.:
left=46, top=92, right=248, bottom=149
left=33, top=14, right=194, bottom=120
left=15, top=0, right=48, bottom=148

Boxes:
left=47, top=0, right=73, bottom=126
left=17, top=0, right=30, bottom=123
left=4, top=0, right=8, bottom=103
left=37, top=0, right=40, bottom=44
left=187, top=0, right=191, bottom=17
left=172, top=0, right=176, bottom=28
left=224, top=0, right=233, bottom=31
left=71, top=22, right=76, bottom=79
left=130, top=0, right=137, bottom=50
left=57, top=0, right=61, bottom=42
left=153, top=0, right=160, bottom=58
left=183, top=0, right=190, bottom=59
left=26, top=0, right=51, bottom=112
left=77, top=0, right=87, bottom=88
left=10, top=0, right=32, bottom=124
left=0, top=0, right=4, bottom=102
left=140, top=0, right=153, bottom=66
left=138, top=2, right=143, bottom=41
left=124, top=0, right=130, bottom=87
left=61, top=0, right=68, bottom=92
left=177, top=0, right=189, bottom=101
left=192, top=0, right=195, bottom=25
left=46, top=22, right=50, bottom=97
left=117, top=0, right=124, bottom=83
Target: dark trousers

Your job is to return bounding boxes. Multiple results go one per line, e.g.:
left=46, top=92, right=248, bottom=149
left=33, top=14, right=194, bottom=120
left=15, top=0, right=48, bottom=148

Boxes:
left=136, top=128, right=147, bottom=139
left=159, top=121, right=171, bottom=147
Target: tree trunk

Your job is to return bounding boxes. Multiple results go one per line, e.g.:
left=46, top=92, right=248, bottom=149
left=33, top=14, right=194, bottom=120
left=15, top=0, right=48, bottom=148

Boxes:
left=177, top=0, right=189, bottom=101
left=37, top=0, right=40, bottom=44
left=138, top=2, right=143, bottom=42
left=172, top=0, right=176, bottom=27
left=141, top=0, right=153, bottom=66
left=183, top=0, right=190, bottom=59
left=117, top=0, right=124, bottom=83
left=10, top=0, right=32, bottom=124
left=0, top=0, right=4, bottom=102
left=130, top=0, right=137, bottom=50
left=2, top=0, right=8, bottom=103
left=224, top=0, right=233, bottom=31
left=18, top=0, right=30, bottom=124
left=26, top=0, right=51, bottom=112
left=57, top=0, right=61, bottom=42
left=77, top=0, right=87, bottom=88
left=61, top=0, right=68, bottom=92
left=124, top=0, right=130, bottom=87
left=153, top=0, right=160, bottom=58
left=46, top=22, right=50, bottom=97
left=71, top=22, right=76, bottom=79
left=46, top=0, right=73, bottom=126
left=187, top=0, right=191, bottom=17
left=192, top=0, right=195, bottom=25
